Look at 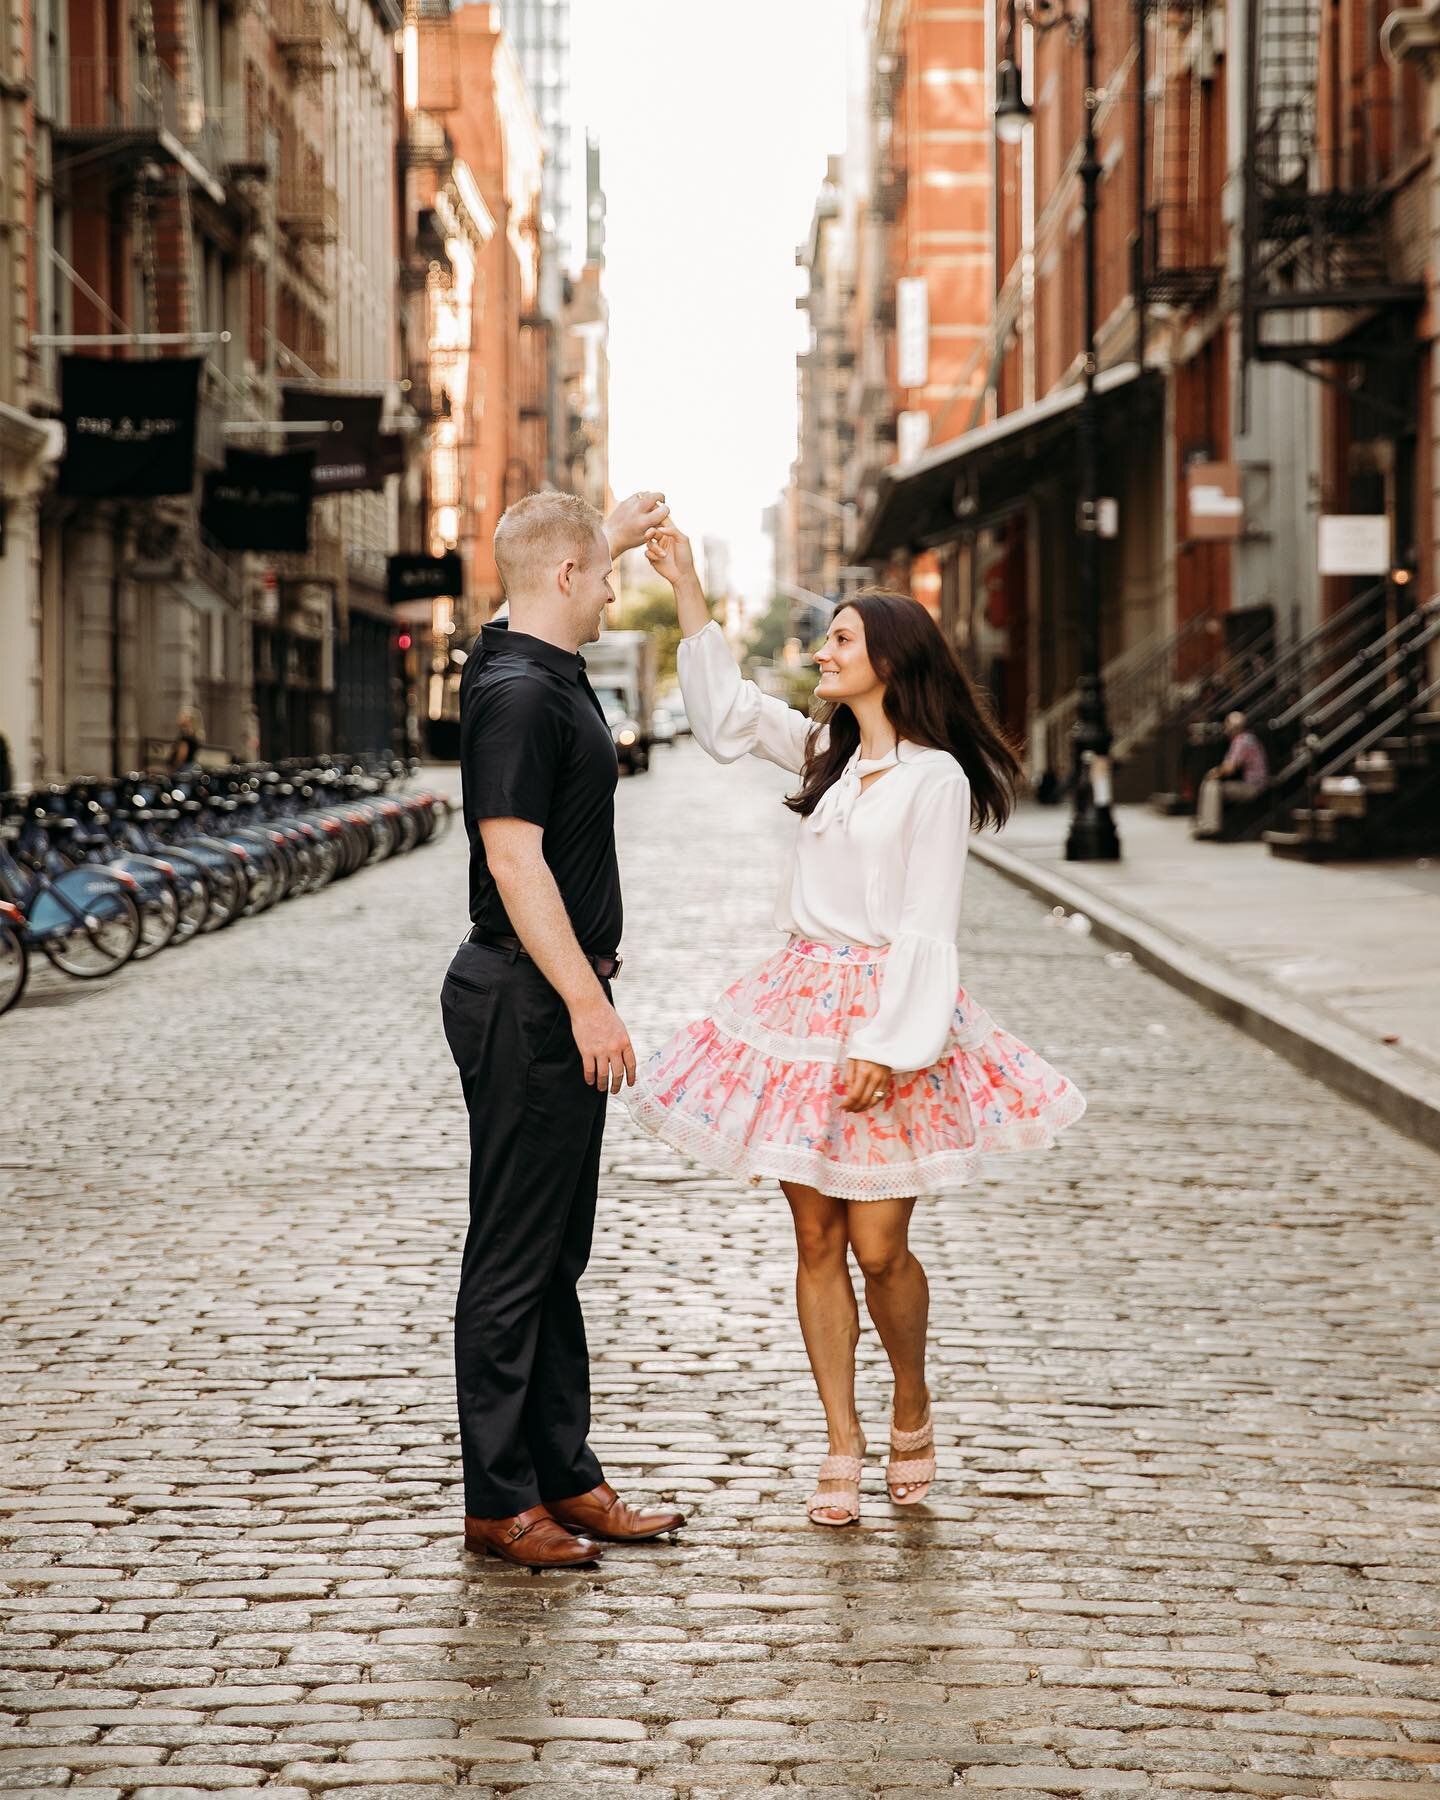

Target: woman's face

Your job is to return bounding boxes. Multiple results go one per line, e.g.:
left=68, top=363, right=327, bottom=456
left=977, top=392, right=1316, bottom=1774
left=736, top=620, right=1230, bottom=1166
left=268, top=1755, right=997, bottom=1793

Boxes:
left=814, top=606, right=883, bottom=703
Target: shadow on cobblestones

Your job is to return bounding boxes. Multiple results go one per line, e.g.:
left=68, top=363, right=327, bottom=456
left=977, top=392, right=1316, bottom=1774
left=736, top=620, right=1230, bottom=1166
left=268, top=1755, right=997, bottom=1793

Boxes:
left=1, top=746, right=1437, bottom=1796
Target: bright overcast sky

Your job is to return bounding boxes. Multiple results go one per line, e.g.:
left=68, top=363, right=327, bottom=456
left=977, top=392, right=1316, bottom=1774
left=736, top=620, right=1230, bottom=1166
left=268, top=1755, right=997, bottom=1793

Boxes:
left=569, top=2, right=857, bottom=607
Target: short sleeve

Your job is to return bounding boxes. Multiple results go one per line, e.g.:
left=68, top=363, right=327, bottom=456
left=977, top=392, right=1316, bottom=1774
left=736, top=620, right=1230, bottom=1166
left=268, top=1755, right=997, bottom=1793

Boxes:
left=462, top=670, right=567, bottom=827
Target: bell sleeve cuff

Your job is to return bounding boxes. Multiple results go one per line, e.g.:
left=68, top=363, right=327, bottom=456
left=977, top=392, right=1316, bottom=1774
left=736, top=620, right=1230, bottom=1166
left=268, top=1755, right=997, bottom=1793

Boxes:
left=677, top=619, right=815, bottom=774
left=846, top=933, right=961, bottom=1073
left=846, top=771, right=971, bottom=1072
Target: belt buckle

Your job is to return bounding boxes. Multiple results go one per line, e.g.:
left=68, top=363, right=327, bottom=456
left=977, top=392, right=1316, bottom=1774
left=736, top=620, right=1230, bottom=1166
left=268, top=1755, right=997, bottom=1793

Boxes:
left=602, top=953, right=622, bottom=979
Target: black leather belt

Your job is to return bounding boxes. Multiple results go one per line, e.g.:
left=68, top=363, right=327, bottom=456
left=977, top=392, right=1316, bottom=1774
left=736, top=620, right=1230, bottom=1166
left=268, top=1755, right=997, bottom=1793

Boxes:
left=467, top=927, right=622, bottom=981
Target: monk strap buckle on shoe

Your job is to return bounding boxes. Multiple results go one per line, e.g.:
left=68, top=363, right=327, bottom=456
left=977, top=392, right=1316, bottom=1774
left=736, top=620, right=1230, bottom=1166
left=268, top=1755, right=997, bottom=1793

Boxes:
left=467, top=927, right=621, bottom=981
left=504, top=1517, right=536, bottom=1544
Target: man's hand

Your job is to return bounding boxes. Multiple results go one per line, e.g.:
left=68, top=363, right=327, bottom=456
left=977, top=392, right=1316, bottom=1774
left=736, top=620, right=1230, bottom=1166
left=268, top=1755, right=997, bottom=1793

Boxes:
left=643, top=524, right=696, bottom=588
left=605, top=491, right=669, bottom=557
left=841, top=1057, right=892, bottom=1113
left=570, top=992, right=638, bottom=1094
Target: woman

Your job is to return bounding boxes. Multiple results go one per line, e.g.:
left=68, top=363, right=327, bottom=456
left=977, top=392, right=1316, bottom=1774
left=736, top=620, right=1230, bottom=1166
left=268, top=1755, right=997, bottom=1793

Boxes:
left=629, top=525, right=1086, bottom=1527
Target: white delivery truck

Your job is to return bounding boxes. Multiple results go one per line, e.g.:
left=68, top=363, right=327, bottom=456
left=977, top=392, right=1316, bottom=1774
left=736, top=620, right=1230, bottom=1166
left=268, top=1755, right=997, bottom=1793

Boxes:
left=584, top=630, right=657, bottom=774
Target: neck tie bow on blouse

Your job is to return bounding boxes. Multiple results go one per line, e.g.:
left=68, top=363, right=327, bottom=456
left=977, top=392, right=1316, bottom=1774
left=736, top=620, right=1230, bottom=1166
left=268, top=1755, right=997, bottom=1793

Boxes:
left=811, top=745, right=900, bottom=832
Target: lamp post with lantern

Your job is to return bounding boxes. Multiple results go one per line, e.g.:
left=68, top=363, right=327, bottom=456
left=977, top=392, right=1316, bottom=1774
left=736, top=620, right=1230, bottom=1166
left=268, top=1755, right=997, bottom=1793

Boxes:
left=995, top=0, right=1121, bottom=860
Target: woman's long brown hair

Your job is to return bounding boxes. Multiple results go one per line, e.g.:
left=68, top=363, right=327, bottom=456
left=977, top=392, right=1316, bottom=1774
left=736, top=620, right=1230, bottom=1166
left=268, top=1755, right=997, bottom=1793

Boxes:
left=784, top=590, right=1022, bottom=831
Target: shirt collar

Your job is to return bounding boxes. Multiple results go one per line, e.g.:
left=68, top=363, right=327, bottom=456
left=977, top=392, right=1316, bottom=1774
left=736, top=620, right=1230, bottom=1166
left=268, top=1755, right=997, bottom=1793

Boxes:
left=479, top=618, right=585, bottom=683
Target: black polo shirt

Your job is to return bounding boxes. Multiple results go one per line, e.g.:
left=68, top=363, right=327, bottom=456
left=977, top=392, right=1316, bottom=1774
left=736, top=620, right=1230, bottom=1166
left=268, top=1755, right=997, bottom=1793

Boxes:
left=459, top=620, right=622, bottom=956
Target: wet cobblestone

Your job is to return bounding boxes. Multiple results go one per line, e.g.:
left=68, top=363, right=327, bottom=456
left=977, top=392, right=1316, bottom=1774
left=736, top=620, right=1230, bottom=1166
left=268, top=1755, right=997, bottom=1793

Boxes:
left=2, top=744, right=1438, bottom=1795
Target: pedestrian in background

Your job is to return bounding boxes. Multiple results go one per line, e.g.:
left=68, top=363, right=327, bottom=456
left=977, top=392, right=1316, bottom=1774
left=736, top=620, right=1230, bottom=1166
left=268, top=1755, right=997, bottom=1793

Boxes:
left=440, top=487, right=686, bottom=1570
left=634, top=525, right=1086, bottom=1528
left=1194, top=708, right=1269, bottom=839
left=167, top=709, right=203, bottom=775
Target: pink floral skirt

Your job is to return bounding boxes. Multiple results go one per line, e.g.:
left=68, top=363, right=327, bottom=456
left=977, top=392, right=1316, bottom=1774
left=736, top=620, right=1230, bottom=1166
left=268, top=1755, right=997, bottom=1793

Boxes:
left=624, top=937, right=1086, bottom=1202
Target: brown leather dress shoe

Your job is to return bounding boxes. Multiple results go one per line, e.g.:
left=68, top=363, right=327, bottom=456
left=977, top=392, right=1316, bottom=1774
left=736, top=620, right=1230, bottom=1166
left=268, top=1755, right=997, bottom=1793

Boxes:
left=463, top=1505, right=603, bottom=1569
left=544, top=1481, right=686, bottom=1543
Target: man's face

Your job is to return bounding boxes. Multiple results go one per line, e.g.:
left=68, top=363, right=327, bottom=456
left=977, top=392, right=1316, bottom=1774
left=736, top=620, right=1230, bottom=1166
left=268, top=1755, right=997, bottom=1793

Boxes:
left=563, top=529, right=616, bottom=644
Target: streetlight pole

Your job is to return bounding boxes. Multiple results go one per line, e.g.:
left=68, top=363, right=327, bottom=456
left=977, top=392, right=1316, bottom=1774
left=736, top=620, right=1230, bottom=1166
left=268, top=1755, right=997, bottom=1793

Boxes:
left=995, top=0, right=1121, bottom=860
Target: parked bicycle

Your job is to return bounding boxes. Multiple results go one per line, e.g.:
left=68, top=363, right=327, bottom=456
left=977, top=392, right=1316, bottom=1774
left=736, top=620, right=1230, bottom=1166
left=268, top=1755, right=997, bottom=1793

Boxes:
left=0, top=753, right=453, bottom=1015
left=0, top=809, right=142, bottom=980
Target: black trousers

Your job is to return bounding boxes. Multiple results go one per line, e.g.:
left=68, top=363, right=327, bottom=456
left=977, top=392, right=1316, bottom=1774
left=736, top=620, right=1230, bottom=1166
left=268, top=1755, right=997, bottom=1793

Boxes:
left=441, top=938, right=607, bottom=1518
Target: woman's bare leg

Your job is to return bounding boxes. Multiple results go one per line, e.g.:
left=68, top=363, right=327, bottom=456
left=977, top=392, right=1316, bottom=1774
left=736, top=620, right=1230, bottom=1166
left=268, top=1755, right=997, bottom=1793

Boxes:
left=782, top=1180, right=865, bottom=1522
left=846, top=1198, right=931, bottom=1495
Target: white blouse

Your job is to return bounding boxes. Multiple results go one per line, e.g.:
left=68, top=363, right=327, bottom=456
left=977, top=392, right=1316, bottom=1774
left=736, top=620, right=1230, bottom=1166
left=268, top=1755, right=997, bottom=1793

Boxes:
left=677, top=620, right=972, bottom=1074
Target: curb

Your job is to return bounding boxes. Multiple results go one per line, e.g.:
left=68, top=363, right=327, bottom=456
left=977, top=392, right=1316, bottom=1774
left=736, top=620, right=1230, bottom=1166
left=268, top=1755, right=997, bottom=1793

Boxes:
left=970, top=835, right=1440, bottom=1156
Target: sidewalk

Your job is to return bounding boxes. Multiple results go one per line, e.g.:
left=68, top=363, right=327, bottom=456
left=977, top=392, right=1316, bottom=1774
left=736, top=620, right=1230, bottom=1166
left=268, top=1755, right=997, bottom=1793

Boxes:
left=973, top=802, right=1440, bottom=1150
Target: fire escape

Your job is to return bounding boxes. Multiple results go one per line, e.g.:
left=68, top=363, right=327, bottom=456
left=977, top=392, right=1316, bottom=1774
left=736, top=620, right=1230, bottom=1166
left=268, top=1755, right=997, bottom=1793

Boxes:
left=272, top=0, right=336, bottom=381
left=846, top=45, right=904, bottom=511
left=49, top=0, right=241, bottom=593
left=1240, top=0, right=1422, bottom=373
left=52, top=0, right=227, bottom=352
left=1139, top=0, right=1224, bottom=309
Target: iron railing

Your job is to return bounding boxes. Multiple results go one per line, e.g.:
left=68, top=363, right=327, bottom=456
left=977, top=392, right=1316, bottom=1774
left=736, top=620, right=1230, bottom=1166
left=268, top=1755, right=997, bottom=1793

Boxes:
left=1030, top=605, right=1222, bottom=783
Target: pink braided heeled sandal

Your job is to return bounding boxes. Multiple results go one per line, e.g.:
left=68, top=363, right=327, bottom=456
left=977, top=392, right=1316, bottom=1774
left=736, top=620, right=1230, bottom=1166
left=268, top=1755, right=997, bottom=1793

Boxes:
left=887, top=1403, right=935, bottom=1504
left=807, top=1448, right=865, bottom=1527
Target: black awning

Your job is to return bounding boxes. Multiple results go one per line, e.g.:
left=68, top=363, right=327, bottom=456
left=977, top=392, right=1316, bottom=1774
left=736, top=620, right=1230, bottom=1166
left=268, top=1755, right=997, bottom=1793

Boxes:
left=858, top=362, right=1158, bottom=560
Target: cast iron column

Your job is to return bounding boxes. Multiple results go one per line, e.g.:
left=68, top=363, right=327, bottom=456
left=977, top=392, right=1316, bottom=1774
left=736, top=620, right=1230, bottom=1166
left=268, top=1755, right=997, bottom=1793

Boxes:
left=1065, top=8, right=1122, bottom=861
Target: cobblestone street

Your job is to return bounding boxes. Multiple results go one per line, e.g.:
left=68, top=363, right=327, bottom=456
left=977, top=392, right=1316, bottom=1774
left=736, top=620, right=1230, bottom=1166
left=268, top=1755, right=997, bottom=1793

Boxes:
left=3, top=742, right=1439, bottom=1798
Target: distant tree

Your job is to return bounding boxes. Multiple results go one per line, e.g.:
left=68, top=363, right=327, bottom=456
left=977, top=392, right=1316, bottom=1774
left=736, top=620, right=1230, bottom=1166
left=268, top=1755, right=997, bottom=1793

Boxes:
left=780, top=667, right=820, bottom=714
left=613, top=585, right=709, bottom=688
left=744, top=593, right=793, bottom=666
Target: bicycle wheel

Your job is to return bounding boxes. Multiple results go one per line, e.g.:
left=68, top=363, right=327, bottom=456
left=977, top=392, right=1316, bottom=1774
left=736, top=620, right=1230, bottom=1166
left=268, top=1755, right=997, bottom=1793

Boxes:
left=393, top=806, right=421, bottom=856
left=170, top=870, right=210, bottom=943
left=203, top=859, right=245, bottom=929
left=41, top=885, right=141, bottom=978
left=132, top=883, right=181, bottom=960
left=424, top=794, right=453, bottom=844
left=0, top=919, right=28, bottom=1017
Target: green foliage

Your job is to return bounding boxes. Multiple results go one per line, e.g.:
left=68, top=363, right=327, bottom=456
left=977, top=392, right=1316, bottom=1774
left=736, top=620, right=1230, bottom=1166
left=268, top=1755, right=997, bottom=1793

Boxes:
left=744, top=593, right=793, bottom=666
left=612, top=585, right=699, bottom=687
left=780, top=666, right=820, bottom=713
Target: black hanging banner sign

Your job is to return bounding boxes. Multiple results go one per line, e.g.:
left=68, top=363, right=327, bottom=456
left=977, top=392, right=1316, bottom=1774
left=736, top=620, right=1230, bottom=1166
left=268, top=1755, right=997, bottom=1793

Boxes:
left=201, top=448, right=315, bottom=552
left=281, top=387, right=386, bottom=492
left=387, top=551, right=463, bottom=607
left=376, top=432, right=407, bottom=480
left=58, top=356, right=202, bottom=497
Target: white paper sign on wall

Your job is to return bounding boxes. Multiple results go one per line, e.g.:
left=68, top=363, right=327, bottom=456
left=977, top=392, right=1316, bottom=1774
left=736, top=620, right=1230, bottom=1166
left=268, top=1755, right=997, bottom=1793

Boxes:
left=897, top=409, right=931, bottom=465
left=1318, top=514, right=1389, bottom=576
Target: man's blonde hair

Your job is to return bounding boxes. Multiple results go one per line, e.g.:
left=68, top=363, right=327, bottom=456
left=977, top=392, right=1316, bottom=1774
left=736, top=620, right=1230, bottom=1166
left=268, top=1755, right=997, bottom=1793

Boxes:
left=493, top=490, right=605, bottom=596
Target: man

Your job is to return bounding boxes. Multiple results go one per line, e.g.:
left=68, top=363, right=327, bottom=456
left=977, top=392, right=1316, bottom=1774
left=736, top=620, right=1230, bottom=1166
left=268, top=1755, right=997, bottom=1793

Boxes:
left=441, top=489, right=686, bottom=1570
left=1194, top=709, right=1270, bottom=838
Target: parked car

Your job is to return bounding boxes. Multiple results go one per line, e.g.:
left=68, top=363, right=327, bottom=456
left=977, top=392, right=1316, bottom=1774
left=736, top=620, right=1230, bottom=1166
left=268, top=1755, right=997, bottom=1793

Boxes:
left=600, top=693, right=647, bottom=775
left=587, top=631, right=657, bottom=764
left=651, top=706, right=678, bottom=747
left=660, top=694, right=692, bottom=737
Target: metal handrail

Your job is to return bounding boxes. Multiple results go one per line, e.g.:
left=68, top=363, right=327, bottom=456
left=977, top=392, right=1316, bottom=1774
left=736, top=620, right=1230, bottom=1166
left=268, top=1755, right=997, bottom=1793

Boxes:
left=1108, top=609, right=1223, bottom=739
left=1031, top=605, right=1219, bottom=777
left=1273, top=614, right=1440, bottom=784
left=1188, top=578, right=1387, bottom=728
left=1280, top=598, right=1440, bottom=735
left=1258, top=605, right=1395, bottom=729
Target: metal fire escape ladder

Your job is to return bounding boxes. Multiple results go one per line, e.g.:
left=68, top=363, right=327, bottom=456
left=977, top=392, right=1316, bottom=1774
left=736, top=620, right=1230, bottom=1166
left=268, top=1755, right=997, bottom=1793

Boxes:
left=1240, top=0, right=1422, bottom=375
left=1140, top=0, right=1223, bottom=307
left=133, top=0, right=199, bottom=345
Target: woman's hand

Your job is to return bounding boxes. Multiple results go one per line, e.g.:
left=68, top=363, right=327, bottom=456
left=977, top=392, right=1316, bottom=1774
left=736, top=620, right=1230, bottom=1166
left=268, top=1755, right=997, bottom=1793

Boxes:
left=643, top=525, right=695, bottom=588
left=841, top=1058, right=893, bottom=1112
